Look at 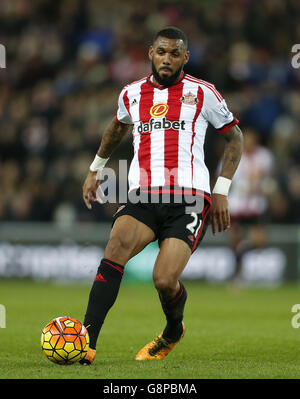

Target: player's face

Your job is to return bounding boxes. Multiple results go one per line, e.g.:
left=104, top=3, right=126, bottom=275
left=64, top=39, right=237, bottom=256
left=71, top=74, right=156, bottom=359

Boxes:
left=149, top=37, right=189, bottom=86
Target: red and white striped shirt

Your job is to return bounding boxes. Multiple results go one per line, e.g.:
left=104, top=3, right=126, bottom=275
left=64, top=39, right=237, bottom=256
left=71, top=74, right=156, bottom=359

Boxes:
left=116, top=72, right=238, bottom=195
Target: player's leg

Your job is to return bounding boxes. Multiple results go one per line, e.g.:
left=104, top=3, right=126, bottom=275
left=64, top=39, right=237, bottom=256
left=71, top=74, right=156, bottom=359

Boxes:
left=151, top=200, right=211, bottom=344
left=103, top=214, right=156, bottom=264
left=136, top=237, right=191, bottom=360
left=135, top=199, right=211, bottom=360
left=153, top=237, right=191, bottom=340
left=81, top=215, right=155, bottom=364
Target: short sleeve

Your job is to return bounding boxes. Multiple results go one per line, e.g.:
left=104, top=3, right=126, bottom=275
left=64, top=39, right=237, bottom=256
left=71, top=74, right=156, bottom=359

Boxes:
left=202, top=86, right=239, bottom=134
left=116, top=88, right=133, bottom=125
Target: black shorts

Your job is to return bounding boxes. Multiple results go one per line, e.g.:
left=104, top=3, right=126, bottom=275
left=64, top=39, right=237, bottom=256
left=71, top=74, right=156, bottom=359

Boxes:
left=112, top=192, right=211, bottom=253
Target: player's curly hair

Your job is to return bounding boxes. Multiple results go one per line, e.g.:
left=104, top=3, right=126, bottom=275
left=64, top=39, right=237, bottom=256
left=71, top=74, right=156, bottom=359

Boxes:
left=153, top=26, right=188, bottom=49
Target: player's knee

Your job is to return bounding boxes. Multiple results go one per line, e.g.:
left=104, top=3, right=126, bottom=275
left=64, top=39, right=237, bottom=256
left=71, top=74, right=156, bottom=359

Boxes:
left=104, top=235, right=133, bottom=264
left=153, top=274, right=177, bottom=296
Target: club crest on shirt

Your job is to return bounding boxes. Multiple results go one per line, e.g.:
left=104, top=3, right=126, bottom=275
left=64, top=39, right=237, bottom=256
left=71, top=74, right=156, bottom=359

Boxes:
left=180, top=92, right=198, bottom=105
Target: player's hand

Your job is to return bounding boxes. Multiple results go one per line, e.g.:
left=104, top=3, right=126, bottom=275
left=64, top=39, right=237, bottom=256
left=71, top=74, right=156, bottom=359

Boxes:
left=82, top=171, right=104, bottom=209
left=210, top=193, right=231, bottom=235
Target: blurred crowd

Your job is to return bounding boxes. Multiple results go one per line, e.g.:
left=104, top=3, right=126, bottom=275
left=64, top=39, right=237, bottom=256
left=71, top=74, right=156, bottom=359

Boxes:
left=0, top=0, right=299, bottom=225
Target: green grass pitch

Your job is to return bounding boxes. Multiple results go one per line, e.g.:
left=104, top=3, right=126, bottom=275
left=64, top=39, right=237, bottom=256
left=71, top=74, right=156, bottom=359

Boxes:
left=0, top=278, right=300, bottom=379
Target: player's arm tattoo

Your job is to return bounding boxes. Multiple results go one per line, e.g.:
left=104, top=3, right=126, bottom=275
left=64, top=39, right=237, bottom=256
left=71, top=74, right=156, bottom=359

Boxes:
left=220, top=124, right=243, bottom=179
left=97, top=118, right=132, bottom=158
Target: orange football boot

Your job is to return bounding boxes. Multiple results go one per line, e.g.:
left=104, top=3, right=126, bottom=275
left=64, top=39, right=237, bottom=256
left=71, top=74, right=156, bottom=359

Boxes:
left=135, top=322, right=186, bottom=360
left=79, top=347, right=96, bottom=365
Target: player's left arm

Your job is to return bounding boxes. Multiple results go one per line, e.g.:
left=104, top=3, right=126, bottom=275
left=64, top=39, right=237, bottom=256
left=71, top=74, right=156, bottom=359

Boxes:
left=210, top=124, right=243, bottom=235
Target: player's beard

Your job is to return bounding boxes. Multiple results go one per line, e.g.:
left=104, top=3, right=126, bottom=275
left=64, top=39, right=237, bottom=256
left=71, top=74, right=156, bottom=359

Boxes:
left=151, top=61, right=184, bottom=87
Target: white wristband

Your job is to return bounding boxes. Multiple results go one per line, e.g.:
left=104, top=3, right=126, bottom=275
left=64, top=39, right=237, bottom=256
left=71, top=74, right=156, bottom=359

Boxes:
left=89, top=154, right=109, bottom=172
left=212, top=176, right=232, bottom=196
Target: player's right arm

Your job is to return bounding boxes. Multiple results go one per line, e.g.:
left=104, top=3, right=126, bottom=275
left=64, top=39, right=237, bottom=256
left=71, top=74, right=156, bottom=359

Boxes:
left=82, top=117, right=131, bottom=209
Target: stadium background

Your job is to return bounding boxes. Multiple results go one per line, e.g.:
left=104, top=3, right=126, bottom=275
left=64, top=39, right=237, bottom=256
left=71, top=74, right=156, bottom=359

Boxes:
left=1, top=0, right=300, bottom=381
left=0, top=0, right=299, bottom=285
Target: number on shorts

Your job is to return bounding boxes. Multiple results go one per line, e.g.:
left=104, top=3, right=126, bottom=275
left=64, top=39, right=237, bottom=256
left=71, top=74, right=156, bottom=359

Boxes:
left=186, top=212, right=202, bottom=237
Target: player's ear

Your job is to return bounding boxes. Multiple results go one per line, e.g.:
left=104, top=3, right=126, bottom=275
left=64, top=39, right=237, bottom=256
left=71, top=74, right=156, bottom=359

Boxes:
left=184, top=50, right=190, bottom=65
left=148, top=46, right=154, bottom=61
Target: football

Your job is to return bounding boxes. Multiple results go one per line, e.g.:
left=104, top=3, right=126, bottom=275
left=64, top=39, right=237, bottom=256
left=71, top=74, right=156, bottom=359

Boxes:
left=41, top=316, right=89, bottom=365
